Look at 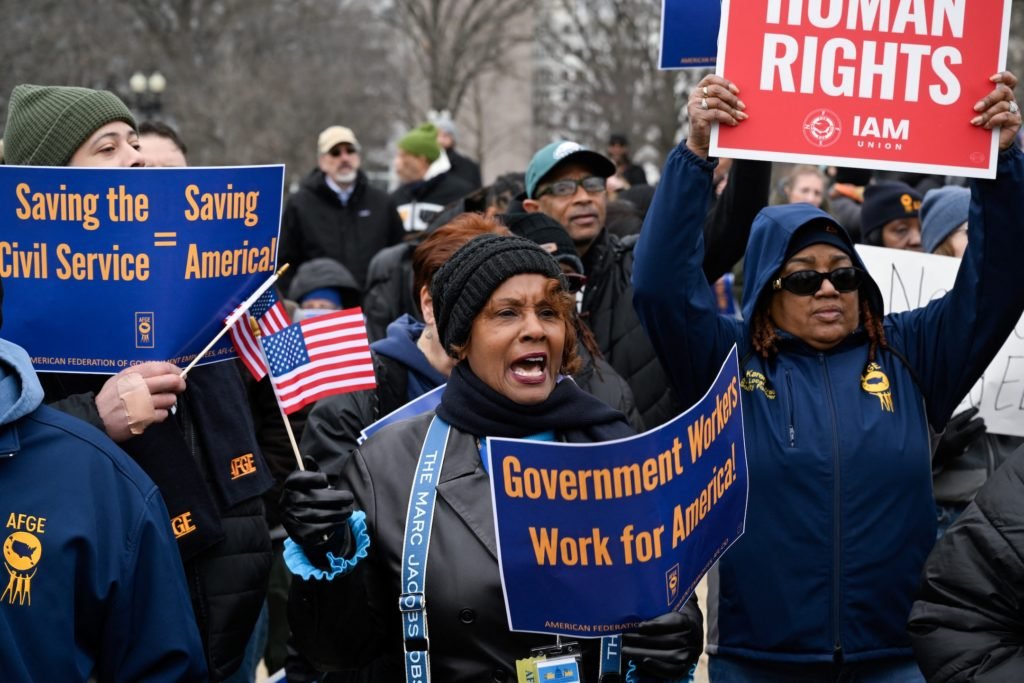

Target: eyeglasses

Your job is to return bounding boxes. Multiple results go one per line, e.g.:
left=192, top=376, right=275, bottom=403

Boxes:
left=536, top=176, right=606, bottom=198
left=772, top=267, right=864, bottom=296
left=327, top=145, right=358, bottom=157
left=563, top=273, right=587, bottom=293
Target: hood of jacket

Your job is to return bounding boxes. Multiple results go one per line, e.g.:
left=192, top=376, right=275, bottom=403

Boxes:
left=0, top=338, right=44, bottom=427
left=287, top=256, right=361, bottom=304
left=740, top=203, right=883, bottom=322
left=371, top=314, right=447, bottom=387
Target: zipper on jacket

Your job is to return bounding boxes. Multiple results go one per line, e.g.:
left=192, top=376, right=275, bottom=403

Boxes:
left=785, top=370, right=796, bottom=447
left=819, top=354, right=843, bottom=663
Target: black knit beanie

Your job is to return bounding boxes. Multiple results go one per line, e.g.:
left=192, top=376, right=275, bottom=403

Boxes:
left=430, top=234, right=565, bottom=357
left=3, top=84, right=137, bottom=167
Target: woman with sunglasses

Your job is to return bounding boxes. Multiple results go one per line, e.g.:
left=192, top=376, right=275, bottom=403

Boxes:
left=632, top=71, right=1024, bottom=683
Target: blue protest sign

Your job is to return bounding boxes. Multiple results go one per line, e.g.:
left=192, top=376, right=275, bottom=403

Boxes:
left=359, top=384, right=446, bottom=444
left=659, top=0, right=721, bottom=70
left=488, top=345, right=747, bottom=636
left=0, top=165, right=284, bottom=373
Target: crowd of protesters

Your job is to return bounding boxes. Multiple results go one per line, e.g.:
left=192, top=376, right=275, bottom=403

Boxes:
left=1, top=63, right=1023, bottom=683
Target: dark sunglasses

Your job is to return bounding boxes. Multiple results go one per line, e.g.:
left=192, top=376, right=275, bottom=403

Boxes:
left=536, top=176, right=606, bottom=198
left=563, top=273, right=587, bottom=293
left=328, top=145, right=358, bottom=157
left=772, top=267, right=864, bottom=296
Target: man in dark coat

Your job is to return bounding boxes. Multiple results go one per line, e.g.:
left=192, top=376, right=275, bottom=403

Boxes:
left=521, top=140, right=770, bottom=429
left=432, top=109, right=483, bottom=189
left=278, top=125, right=405, bottom=292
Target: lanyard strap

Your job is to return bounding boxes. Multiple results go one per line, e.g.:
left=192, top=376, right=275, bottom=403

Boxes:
left=400, top=415, right=451, bottom=683
left=599, top=635, right=622, bottom=680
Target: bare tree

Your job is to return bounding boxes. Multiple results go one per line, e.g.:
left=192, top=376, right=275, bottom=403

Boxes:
left=534, top=0, right=704, bottom=165
left=391, top=0, right=538, bottom=118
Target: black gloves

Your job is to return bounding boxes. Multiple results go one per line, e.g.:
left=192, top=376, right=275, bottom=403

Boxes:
left=934, top=407, right=987, bottom=470
left=621, top=598, right=704, bottom=679
left=280, top=457, right=356, bottom=569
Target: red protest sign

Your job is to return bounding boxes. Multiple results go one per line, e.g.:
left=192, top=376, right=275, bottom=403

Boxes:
left=711, top=0, right=1011, bottom=178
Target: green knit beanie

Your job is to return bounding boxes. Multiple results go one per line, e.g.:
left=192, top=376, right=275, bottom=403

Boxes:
left=3, top=84, right=137, bottom=167
left=397, top=122, right=441, bottom=163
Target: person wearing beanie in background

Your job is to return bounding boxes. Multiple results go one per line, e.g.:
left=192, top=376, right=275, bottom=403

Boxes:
left=860, top=180, right=923, bottom=250
left=278, top=125, right=404, bottom=294
left=0, top=85, right=206, bottom=680
left=430, top=108, right=482, bottom=189
left=921, top=185, right=971, bottom=258
left=283, top=233, right=703, bottom=681
left=3, top=84, right=272, bottom=682
left=919, top=184, right=1024, bottom=538
left=390, top=121, right=474, bottom=234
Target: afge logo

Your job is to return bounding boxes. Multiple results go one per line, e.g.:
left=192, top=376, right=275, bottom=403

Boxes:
left=802, top=109, right=842, bottom=148
left=665, top=563, right=680, bottom=605
left=135, top=312, right=155, bottom=348
left=230, top=453, right=257, bottom=480
left=3, top=532, right=41, bottom=605
left=861, top=363, right=895, bottom=413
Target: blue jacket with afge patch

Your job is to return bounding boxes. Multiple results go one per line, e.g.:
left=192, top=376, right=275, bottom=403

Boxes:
left=633, top=144, right=1024, bottom=663
left=0, top=338, right=206, bottom=682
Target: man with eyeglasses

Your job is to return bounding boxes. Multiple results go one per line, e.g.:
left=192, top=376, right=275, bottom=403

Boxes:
left=521, top=140, right=770, bottom=430
left=278, top=125, right=404, bottom=293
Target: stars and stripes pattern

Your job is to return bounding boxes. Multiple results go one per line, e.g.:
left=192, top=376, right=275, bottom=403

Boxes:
left=262, top=307, right=376, bottom=414
left=228, top=288, right=290, bottom=379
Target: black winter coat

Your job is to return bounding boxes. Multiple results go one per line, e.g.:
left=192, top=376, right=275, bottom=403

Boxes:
left=289, top=413, right=607, bottom=681
left=909, top=445, right=1024, bottom=683
left=279, top=170, right=404, bottom=291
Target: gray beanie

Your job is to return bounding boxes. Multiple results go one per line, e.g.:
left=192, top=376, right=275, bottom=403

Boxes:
left=430, top=234, right=565, bottom=357
left=921, top=186, right=970, bottom=254
left=3, top=84, right=137, bottom=167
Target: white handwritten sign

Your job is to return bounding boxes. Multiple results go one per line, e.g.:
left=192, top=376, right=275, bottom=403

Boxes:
left=857, top=245, right=1024, bottom=437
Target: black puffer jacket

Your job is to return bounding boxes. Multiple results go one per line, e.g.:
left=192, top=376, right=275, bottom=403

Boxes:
left=279, top=170, right=404, bottom=291
left=909, top=444, right=1024, bottom=683
left=361, top=242, right=418, bottom=342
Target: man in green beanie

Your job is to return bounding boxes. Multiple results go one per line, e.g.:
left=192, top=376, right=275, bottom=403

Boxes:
left=390, top=120, right=473, bottom=233
left=3, top=84, right=272, bottom=681
left=4, top=84, right=143, bottom=168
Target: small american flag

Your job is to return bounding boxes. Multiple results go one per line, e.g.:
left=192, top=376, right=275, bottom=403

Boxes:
left=228, top=288, right=290, bottom=379
left=262, top=307, right=376, bottom=414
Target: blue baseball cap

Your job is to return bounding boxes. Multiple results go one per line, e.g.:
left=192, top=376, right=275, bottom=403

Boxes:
left=525, top=140, right=615, bottom=199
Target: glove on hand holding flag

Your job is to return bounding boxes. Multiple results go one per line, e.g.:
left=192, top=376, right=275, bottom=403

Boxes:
left=262, top=307, right=376, bottom=414
left=229, top=288, right=290, bottom=379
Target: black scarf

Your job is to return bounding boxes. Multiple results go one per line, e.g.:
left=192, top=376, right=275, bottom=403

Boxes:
left=436, top=362, right=635, bottom=443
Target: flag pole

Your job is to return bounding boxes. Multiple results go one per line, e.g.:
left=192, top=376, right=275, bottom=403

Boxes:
left=251, top=317, right=306, bottom=472
left=180, top=263, right=289, bottom=380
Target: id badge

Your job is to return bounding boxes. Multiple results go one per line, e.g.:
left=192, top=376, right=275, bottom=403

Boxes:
left=516, top=642, right=584, bottom=683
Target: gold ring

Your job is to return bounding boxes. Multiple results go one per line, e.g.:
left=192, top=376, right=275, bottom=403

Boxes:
left=701, top=97, right=708, bottom=110
left=703, top=86, right=709, bottom=97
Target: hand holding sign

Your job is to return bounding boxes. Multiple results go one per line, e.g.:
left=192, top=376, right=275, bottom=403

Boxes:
left=972, top=71, right=1021, bottom=151
left=687, top=76, right=748, bottom=159
left=95, top=361, right=185, bottom=442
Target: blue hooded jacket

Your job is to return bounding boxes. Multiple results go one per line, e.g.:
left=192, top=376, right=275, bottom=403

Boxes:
left=0, top=338, right=206, bottom=681
left=633, top=144, right=1024, bottom=663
